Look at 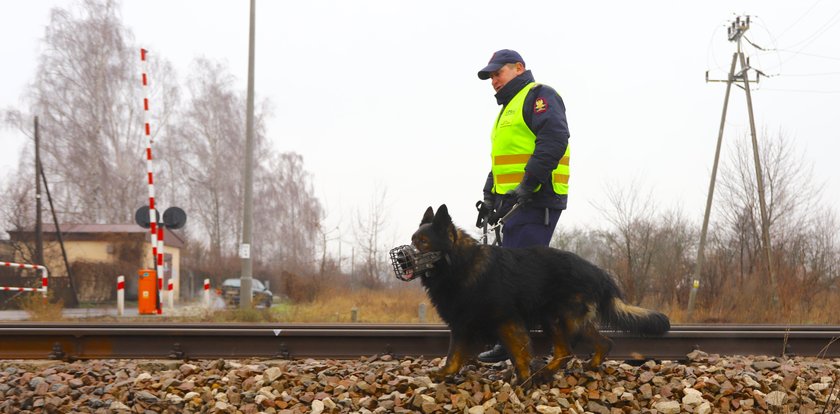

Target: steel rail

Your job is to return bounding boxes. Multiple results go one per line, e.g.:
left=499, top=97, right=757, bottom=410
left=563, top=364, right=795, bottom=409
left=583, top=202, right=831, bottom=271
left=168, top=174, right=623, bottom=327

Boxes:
left=0, top=324, right=837, bottom=361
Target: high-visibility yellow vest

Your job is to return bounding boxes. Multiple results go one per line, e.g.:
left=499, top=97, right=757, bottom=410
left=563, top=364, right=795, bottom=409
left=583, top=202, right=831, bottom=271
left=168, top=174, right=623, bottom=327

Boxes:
left=491, top=82, right=570, bottom=195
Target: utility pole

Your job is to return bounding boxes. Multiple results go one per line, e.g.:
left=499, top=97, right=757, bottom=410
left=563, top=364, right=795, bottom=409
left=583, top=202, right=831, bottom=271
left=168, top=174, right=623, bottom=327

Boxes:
left=688, top=15, right=777, bottom=319
left=34, top=117, right=44, bottom=266
left=240, top=0, right=256, bottom=309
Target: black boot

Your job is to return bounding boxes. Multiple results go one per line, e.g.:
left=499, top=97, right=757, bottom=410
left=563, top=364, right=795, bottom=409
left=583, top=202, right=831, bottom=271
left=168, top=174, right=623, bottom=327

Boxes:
left=478, top=343, right=510, bottom=363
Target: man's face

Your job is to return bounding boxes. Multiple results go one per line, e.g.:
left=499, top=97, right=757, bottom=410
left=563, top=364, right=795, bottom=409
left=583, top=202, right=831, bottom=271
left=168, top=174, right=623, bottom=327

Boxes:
left=490, top=62, right=524, bottom=92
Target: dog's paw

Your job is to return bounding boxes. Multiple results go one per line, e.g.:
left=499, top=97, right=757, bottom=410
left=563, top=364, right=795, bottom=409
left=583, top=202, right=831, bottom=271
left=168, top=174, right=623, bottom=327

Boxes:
left=429, top=369, right=462, bottom=384
left=487, top=367, right=514, bottom=384
left=461, top=363, right=479, bottom=375
left=514, top=373, right=539, bottom=390
left=529, top=358, right=547, bottom=372
left=583, top=360, right=605, bottom=373
left=528, top=359, right=557, bottom=385
left=428, top=369, right=447, bottom=383
left=486, top=372, right=503, bottom=382
left=561, top=357, right=585, bottom=375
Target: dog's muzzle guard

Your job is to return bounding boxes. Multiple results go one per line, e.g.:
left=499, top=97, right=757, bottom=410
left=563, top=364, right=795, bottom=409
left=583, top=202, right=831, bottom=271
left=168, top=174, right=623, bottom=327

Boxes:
left=389, top=245, right=442, bottom=281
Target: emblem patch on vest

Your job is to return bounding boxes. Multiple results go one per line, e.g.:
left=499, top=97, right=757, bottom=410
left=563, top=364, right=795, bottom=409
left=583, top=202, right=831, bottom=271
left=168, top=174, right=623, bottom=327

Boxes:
left=534, top=97, right=548, bottom=114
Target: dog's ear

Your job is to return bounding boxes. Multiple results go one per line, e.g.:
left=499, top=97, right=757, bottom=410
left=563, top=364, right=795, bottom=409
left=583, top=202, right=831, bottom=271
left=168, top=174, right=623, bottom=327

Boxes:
left=432, top=204, right=451, bottom=230
left=421, top=206, right=434, bottom=225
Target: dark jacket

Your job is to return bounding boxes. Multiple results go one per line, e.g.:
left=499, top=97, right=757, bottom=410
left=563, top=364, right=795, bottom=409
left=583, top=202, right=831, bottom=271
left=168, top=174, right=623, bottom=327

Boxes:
left=483, top=70, right=570, bottom=210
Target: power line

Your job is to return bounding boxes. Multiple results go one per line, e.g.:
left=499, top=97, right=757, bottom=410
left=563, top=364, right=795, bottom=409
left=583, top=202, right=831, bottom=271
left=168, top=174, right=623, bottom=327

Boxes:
left=741, top=34, right=781, bottom=78
left=748, top=17, right=784, bottom=77
left=774, top=0, right=823, bottom=40
left=773, top=49, right=840, bottom=61
left=743, top=35, right=770, bottom=52
left=741, top=32, right=840, bottom=79
left=744, top=9, right=840, bottom=75
left=759, top=88, right=840, bottom=94
left=706, top=24, right=728, bottom=74
left=693, top=15, right=778, bottom=320
left=775, top=71, right=840, bottom=77
left=780, top=7, right=840, bottom=50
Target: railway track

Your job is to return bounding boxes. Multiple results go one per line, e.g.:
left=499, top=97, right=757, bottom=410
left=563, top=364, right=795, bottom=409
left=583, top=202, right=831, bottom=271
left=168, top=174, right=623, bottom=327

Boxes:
left=0, top=323, right=837, bottom=361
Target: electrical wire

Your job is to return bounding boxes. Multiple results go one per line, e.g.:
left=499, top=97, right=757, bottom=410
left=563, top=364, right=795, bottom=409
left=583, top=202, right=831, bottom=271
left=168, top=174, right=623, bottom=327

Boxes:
left=759, top=88, right=840, bottom=94
left=706, top=23, right=728, bottom=78
left=742, top=35, right=781, bottom=79
left=779, top=7, right=840, bottom=50
left=776, top=71, right=840, bottom=77
left=772, top=50, right=840, bottom=61
left=747, top=17, right=784, bottom=78
left=744, top=35, right=770, bottom=52
left=774, top=0, right=823, bottom=41
left=747, top=12, right=840, bottom=77
left=706, top=12, right=840, bottom=92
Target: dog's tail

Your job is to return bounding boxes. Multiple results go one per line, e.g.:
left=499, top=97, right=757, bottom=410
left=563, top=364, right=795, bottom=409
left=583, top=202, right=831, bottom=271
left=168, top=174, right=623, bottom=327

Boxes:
left=602, top=297, right=670, bottom=336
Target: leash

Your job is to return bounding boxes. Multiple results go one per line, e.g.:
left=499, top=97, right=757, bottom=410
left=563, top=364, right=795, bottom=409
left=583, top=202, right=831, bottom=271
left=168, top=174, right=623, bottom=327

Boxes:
left=478, top=202, right=520, bottom=245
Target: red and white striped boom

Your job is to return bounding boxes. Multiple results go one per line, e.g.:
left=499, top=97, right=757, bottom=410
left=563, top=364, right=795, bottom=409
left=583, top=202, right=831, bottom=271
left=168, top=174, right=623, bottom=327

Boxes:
left=0, top=261, right=49, bottom=297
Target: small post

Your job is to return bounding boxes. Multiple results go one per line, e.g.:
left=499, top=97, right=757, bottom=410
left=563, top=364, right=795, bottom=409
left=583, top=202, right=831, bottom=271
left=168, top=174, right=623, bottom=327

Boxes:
left=203, top=278, right=210, bottom=307
left=351, top=307, right=358, bottom=322
left=157, top=227, right=164, bottom=314
left=167, top=280, right=174, bottom=309
left=117, top=275, right=125, bottom=316
left=687, top=279, right=699, bottom=320
left=41, top=267, right=49, bottom=299
left=418, top=303, right=427, bottom=323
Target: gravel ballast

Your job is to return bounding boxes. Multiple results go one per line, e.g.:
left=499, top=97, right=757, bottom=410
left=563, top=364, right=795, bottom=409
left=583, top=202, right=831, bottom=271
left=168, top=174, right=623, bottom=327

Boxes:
left=0, top=350, right=837, bottom=413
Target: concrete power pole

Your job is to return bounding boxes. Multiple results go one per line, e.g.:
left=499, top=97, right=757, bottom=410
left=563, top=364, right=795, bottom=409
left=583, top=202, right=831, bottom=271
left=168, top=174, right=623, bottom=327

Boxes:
left=240, top=0, right=256, bottom=309
left=34, top=117, right=44, bottom=266
left=688, top=16, right=777, bottom=319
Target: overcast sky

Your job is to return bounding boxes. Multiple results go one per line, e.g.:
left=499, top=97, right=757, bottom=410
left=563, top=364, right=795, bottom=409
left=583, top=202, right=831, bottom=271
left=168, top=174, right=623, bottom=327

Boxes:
left=2, top=1, right=839, bottom=252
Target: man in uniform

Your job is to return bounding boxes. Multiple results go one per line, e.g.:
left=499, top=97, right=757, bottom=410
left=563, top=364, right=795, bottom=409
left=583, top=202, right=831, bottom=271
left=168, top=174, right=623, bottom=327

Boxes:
left=475, top=49, right=571, bottom=363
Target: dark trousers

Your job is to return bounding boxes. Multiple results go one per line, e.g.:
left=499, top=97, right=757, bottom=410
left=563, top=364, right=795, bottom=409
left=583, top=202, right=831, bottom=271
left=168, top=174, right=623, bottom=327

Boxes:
left=501, top=206, right=562, bottom=248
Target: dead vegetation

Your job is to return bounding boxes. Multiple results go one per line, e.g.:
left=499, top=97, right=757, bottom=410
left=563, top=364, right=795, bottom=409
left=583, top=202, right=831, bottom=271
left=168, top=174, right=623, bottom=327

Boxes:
left=17, top=292, right=63, bottom=322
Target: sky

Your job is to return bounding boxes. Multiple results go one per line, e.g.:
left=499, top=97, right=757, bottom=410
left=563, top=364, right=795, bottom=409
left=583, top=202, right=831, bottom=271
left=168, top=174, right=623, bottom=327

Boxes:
left=1, top=0, right=839, bottom=255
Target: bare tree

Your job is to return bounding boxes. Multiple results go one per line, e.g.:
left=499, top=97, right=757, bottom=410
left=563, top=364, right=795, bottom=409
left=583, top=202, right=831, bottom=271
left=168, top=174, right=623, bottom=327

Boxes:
left=708, top=130, right=837, bottom=314
left=716, top=132, right=825, bottom=293
left=353, top=186, right=391, bottom=289
left=648, top=208, right=695, bottom=305
left=253, top=152, right=322, bottom=276
left=0, top=171, right=36, bottom=261
left=595, top=182, right=657, bottom=304
left=164, top=57, right=325, bottom=286
left=13, top=0, right=179, bottom=224
left=163, top=57, right=259, bottom=267
left=557, top=194, right=694, bottom=309
left=778, top=208, right=840, bottom=310
left=550, top=226, right=605, bottom=264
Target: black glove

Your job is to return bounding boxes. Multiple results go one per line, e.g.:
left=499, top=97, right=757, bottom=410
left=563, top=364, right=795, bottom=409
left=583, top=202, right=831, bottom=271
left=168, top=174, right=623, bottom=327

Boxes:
left=507, top=183, right=535, bottom=206
left=488, top=195, right=513, bottom=226
left=475, top=196, right=495, bottom=228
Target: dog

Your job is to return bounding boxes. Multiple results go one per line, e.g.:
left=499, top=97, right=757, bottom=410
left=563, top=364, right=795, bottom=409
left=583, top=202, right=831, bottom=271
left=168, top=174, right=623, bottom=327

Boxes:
left=405, top=204, right=670, bottom=386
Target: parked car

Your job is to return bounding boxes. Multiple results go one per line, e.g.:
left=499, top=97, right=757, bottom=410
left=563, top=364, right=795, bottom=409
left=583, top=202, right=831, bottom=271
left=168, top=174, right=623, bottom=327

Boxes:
left=218, top=278, right=273, bottom=308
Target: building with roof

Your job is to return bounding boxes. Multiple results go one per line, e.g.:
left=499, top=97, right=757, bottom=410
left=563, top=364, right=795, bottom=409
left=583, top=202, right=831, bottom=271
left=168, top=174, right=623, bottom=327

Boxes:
left=6, top=224, right=184, bottom=303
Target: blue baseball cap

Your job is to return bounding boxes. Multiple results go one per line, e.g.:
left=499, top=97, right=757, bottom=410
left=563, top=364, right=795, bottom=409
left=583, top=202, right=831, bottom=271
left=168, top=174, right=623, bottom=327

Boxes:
left=477, top=49, right=525, bottom=80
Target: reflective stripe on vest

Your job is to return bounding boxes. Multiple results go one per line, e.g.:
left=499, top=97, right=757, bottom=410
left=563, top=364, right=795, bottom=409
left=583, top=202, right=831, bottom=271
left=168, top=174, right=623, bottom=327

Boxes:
left=490, top=82, right=570, bottom=195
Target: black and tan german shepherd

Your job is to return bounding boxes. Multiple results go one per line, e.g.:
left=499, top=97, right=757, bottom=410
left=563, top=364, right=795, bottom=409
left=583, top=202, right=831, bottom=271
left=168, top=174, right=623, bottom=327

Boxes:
left=411, top=204, right=670, bottom=386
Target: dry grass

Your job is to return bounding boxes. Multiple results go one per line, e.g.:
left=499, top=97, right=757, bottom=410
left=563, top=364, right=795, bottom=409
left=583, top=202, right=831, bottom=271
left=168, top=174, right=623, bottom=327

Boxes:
left=110, top=286, right=445, bottom=324
left=149, top=279, right=839, bottom=325
left=18, top=293, right=64, bottom=322
left=270, top=286, right=442, bottom=323
left=651, top=287, right=840, bottom=325
left=8, top=279, right=838, bottom=325
left=205, top=307, right=275, bottom=323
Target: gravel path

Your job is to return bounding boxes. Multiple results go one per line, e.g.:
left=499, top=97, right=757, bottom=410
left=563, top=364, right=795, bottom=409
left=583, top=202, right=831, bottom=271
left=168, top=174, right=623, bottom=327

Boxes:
left=0, top=350, right=837, bottom=413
